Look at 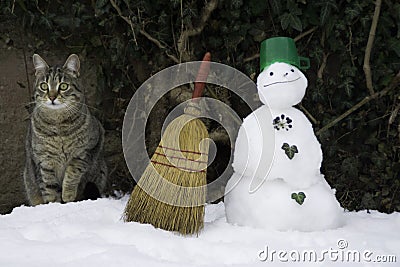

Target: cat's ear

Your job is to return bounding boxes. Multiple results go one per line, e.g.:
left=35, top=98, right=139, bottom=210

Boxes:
left=63, top=54, right=80, bottom=77
left=32, top=54, right=49, bottom=76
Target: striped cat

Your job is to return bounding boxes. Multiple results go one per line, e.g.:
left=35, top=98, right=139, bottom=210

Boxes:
left=24, top=54, right=107, bottom=205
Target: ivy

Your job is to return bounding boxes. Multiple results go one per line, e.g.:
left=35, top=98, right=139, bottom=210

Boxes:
left=291, top=192, right=306, bottom=205
left=280, top=11, right=302, bottom=32
left=281, top=143, right=299, bottom=160
left=1, top=0, right=399, bottom=213
left=315, top=0, right=338, bottom=25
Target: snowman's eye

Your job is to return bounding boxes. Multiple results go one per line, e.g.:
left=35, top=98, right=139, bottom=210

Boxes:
left=269, top=72, right=274, bottom=76
left=291, top=69, right=294, bottom=72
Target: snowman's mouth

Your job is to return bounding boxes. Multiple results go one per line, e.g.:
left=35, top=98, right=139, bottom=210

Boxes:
left=263, top=77, right=301, bottom=88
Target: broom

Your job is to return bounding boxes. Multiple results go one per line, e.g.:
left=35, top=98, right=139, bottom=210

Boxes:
left=123, top=52, right=212, bottom=235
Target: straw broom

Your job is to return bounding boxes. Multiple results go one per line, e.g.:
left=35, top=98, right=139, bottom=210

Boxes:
left=123, top=52, right=212, bottom=235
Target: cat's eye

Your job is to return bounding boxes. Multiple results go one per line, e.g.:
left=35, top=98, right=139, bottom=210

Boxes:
left=59, top=83, right=69, bottom=91
left=39, top=82, right=48, bottom=90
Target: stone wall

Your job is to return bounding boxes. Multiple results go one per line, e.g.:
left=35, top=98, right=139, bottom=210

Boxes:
left=0, top=45, right=31, bottom=213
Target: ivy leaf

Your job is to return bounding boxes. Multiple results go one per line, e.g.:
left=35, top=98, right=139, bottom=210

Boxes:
left=286, top=0, right=302, bottom=13
left=249, top=0, right=267, bottom=16
left=361, top=193, right=377, bottom=209
left=318, top=0, right=337, bottom=25
left=291, top=192, right=306, bottom=205
left=342, top=157, right=360, bottom=178
left=320, top=4, right=331, bottom=25
left=280, top=12, right=303, bottom=31
left=90, top=36, right=102, bottom=47
left=388, top=39, right=400, bottom=57
left=344, top=80, right=354, bottom=98
left=281, top=143, right=298, bottom=159
left=16, top=0, right=28, bottom=12
left=345, top=7, right=360, bottom=22
left=291, top=15, right=303, bottom=31
left=41, top=16, right=54, bottom=29
left=280, top=12, right=291, bottom=30
left=231, top=0, right=243, bottom=9
left=269, top=0, right=282, bottom=14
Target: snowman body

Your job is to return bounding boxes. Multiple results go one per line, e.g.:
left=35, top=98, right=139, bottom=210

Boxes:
left=225, top=62, right=343, bottom=231
left=232, top=105, right=322, bottom=189
left=225, top=173, right=343, bottom=231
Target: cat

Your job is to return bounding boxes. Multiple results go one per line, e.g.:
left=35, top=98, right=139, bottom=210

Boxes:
left=23, top=54, right=108, bottom=205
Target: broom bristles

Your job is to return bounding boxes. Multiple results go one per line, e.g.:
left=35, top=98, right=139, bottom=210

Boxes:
left=124, top=111, right=209, bottom=235
left=124, top=52, right=211, bottom=235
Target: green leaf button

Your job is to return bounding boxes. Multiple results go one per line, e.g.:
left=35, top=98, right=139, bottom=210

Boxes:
left=281, top=143, right=298, bottom=160
left=291, top=192, right=306, bottom=205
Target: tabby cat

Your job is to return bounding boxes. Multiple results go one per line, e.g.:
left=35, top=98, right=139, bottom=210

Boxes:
left=24, top=54, right=107, bottom=205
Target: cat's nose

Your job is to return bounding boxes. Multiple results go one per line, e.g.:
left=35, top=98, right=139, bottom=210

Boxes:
left=49, top=96, right=56, bottom=102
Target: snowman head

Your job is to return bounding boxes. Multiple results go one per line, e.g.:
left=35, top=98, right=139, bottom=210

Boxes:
left=257, top=62, right=307, bottom=108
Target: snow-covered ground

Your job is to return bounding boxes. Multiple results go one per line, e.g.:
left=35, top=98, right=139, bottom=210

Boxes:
left=0, top=197, right=398, bottom=267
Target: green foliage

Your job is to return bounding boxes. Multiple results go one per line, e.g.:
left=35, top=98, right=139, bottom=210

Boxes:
left=1, top=0, right=399, bottom=212
left=281, top=143, right=299, bottom=160
left=291, top=192, right=306, bottom=205
left=316, top=0, right=338, bottom=25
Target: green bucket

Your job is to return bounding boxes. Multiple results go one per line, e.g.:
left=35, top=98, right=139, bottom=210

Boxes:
left=260, top=37, right=310, bottom=72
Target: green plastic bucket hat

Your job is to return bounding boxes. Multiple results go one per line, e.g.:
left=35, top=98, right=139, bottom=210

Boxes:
left=260, top=37, right=310, bottom=72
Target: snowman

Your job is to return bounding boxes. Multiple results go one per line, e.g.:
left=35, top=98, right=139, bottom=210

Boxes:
left=224, top=37, right=344, bottom=231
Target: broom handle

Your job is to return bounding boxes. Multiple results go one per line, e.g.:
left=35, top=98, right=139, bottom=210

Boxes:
left=192, top=52, right=211, bottom=100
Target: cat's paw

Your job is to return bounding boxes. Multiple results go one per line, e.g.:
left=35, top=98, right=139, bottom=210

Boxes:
left=43, top=194, right=61, bottom=203
left=29, top=195, right=45, bottom=206
left=62, top=189, right=77, bottom=202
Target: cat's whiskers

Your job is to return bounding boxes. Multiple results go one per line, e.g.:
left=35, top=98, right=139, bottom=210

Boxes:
left=30, top=103, right=46, bottom=118
left=56, top=95, right=92, bottom=116
left=64, top=103, right=90, bottom=119
left=68, top=99, right=102, bottom=114
left=22, top=101, right=37, bottom=106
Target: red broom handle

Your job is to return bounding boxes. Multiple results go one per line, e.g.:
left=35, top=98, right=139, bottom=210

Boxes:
left=192, top=52, right=211, bottom=100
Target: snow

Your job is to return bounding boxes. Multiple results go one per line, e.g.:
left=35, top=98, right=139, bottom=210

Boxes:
left=225, top=62, right=343, bottom=231
left=256, top=62, right=307, bottom=108
left=230, top=105, right=323, bottom=189
left=225, top=175, right=344, bottom=231
left=0, top=197, right=398, bottom=266
left=230, top=105, right=275, bottom=190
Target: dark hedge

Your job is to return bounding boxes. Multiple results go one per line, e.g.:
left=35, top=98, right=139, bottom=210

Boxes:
left=1, top=0, right=399, bottom=212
